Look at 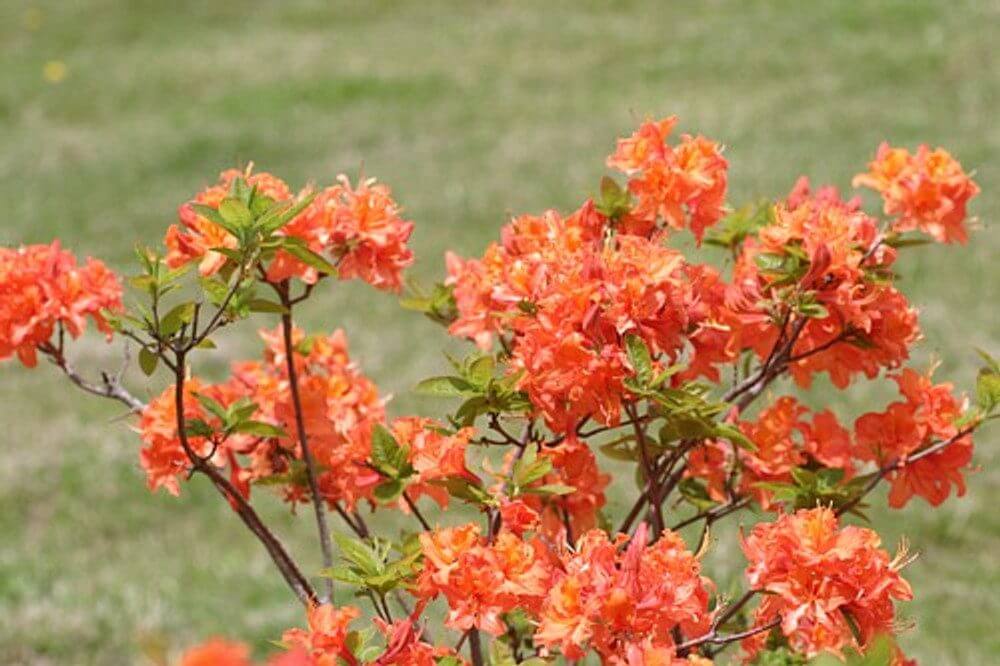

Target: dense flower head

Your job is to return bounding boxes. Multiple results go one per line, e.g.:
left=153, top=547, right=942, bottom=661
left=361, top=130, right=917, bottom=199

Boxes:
left=446, top=198, right=717, bottom=434
left=524, top=437, right=611, bottom=539
left=608, top=116, right=728, bottom=242
left=728, top=178, right=920, bottom=389
left=0, top=240, right=122, bottom=367
left=853, top=142, right=979, bottom=244
left=138, top=326, right=386, bottom=509
left=731, top=397, right=855, bottom=510
left=165, top=166, right=413, bottom=290
left=854, top=367, right=973, bottom=507
left=389, top=416, right=476, bottom=510
left=535, top=524, right=712, bottom=662
left=741, top=508, right=912, bottom=659
left=416, top=523, right=555, bottom=636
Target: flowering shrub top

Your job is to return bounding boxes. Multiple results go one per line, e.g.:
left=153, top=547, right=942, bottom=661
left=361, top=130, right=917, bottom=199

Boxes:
left=3, top=117, right=995, bottom=666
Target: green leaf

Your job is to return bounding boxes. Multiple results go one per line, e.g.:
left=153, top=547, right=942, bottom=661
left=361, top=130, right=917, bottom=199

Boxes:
left=468, top=355, right=495, bottom=388
left=280, top=238, right=337, bottom=275
left=184, top=418, right=215, bottom=438
left=247, top=298, right=289, bottom=314
left=428, top=475, right=492, bottom=505
left=192, top=393, right=228, bottom=423
left=218, top=197, right=254, bottom=228
left=714, top=423, right=756, bottom=450
left=515, top=458, right=552, bottom=488
left=625, top=333, right=653, bottom=384
left=138, top=347, right=159, bottom=376
left=371, top=424, right=410, bottom=478
left=189, top=203, right=227, bottom=226
left=415, top=376, right=476, bottom=397
left=259, top=192, right=317, bottom=235
left=489, top=640, right=516, bottom=666
left=332, top=533, right=381, bottom=577
left=159, top=302, right=196, bottom=336
left=595, top=175, right=631, bottom=219
left=524, top=483, right=575, bottom=496
left=232, top=421, right=286, bottom=438
left=977, top=369, right=1000, bottom=413
left=373, top=479, right=405, bottom=504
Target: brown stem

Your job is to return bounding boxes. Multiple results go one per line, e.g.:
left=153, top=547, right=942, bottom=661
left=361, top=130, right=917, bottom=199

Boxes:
left=836, top=425, right=976, bottom=517
left=278, top=286, right=335, bottom=602
left=468, top=629, right=484, bottom=666
left=625, top=403, right=664, bottom=538
left=172, top=350, right=316, bottom=605
left=402, top=491, right=432, bottom=531
left=677, top=617, right=780, bottom=654
left=671, top=497, right=749, bottom=531
left=41, top=343, right=146, bottom=413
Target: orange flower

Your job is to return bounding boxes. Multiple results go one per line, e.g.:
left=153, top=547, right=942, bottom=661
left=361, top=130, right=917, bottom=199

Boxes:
left=389, top=417, right=476, bottom=510
left=166, top=166, right=292, bottom=276
left=524, top=437, right=610, bottom=539
left=608, top=117, right=728, bottom=243
left=737, top=397, right=809, bottom=509
left=741, top=508, right=912, bottom=659
left=0, top=241, right=122, bottom=367
left=731, top=179, right=919, bottom=389
left=853, top=142, right=979, bottom=243
left=535, top=525, right=712, bottom=661
left=374, top=614, right=466, bottom=666
left=281, top=604, right=361, bottom=666
left=179, top=638, right=254, bottom=666
left=415, top=523, right=556, bottom=636
left=165, top=167, right=413, bottom=290
left=854, top=367, right=973, bottom=508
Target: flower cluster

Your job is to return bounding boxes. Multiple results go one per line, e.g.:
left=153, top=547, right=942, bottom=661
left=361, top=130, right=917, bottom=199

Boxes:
left=726, top=178, right=919, bottom=389
left=855, top=367, right=974, bottom=507
left=181, top=605, right=464, bottom=666
left=416, top=523, right=554, bottom=636
left=607, top=115, right=728, bottom=242
left=138, top=326, right=386, bottom=506
left=7, top=119, right=990, bottom=666
left=166, top=166, right=413, bottom=291
left=0, top=241, right=121, bottom=367
left=853, top=142, right=980, bottom=244
left=535, top=524, right=712, bottom=663
left=741, top=508, right=913, bottom=660
left=445, top=198, right=712, bottom=433
left=688, top=365, right=975, bottom=512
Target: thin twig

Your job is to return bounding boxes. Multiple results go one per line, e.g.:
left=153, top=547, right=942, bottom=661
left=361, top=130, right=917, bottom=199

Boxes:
left=172, top=350, right=317, bottom=605
left=836, top=425, right=976, bottom=517
left=278, top=288, right=335, bottom=602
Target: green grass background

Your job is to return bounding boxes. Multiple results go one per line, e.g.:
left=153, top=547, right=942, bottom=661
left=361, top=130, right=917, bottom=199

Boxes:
left=1, top=1, right=997, bottom=663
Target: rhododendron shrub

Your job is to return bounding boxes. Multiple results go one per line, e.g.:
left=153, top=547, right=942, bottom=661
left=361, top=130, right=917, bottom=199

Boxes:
left=3, top=120, right=996, bottom=666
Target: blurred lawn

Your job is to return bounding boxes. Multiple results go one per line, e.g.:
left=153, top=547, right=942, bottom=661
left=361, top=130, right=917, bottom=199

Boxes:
left=1, top=1, right=998, bottom=664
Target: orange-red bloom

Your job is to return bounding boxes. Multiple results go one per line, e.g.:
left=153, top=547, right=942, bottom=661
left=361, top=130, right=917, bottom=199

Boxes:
left=741, top=508, right=913, bottom=659
left=166, top=167, right=413, bottom=290
left=608, top=116, right=728, bottom=243
left=416, top=523, right=555, bottom=636
left=853, top=142, right=979, bottom=244
left=389, top=417, right=476, bottom=510
left=0, top=241, right=122, bottom=367
left=535, top=524, right=712, bottom=661
left=854, top=367, right=973, bottom=507
left=281, top=604, right=361, bottom=666
left=179, top=638, right=254, bottom=666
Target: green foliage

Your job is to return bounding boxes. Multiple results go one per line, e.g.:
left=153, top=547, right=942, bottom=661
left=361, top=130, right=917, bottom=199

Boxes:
left=322, top=534, right=420, bottom=596
left=416, top=351, right=531, bottom=427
